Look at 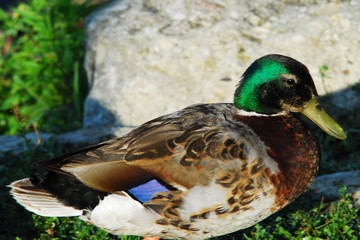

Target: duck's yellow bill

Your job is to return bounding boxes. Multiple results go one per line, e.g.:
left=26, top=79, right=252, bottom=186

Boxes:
left=301, top=96, right=347, bottom=140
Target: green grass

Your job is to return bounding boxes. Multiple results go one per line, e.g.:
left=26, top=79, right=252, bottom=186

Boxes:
left=0, top=0, right=98, bottom=135
left=1, top=1, right=359, bottom=239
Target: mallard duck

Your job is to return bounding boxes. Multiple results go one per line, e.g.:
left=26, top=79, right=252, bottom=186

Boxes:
left=10, top=54, right=346, bottom=240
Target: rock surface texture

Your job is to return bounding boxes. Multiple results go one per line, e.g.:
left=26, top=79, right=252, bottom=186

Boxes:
left=307, top=171, right=360, bottom=208
left=0, top=127, right=133, bottom=156
left=84, top=0, right=359, bottom=128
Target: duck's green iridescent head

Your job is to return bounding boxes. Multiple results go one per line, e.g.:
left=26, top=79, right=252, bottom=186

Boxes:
left=234, top=54, right=347, bottom=140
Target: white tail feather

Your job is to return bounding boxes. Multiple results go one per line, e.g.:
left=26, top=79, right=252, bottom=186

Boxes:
left=9, top=178, right=82, bottom=217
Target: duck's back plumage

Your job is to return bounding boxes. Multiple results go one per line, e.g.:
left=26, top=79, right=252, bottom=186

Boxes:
left=10, top=103, right=319, bottom=240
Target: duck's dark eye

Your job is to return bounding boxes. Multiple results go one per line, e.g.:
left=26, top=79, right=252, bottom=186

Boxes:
left=283, top=78, right=296, bottom=86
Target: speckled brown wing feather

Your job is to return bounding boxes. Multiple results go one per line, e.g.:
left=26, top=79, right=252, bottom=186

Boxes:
left=35, top=103, right=249, bottom=193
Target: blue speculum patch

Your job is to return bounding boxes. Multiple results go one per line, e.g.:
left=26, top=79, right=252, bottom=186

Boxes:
left=128, top=179, right=169, bottom=203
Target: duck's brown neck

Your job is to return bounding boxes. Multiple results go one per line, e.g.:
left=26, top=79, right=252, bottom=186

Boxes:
left=235, top=113, right=320, bottom=206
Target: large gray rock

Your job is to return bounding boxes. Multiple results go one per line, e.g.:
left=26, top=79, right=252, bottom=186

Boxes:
left=84, top=0, right=360, bottom=128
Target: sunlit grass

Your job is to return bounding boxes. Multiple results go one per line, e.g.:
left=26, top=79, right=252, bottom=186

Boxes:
left=0, top=0, right=98, bottom=135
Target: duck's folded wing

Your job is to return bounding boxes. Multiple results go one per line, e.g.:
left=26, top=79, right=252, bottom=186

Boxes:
left=35, top=106, right=248, bottom=194
left=34, top=120, right=185, bottom=193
